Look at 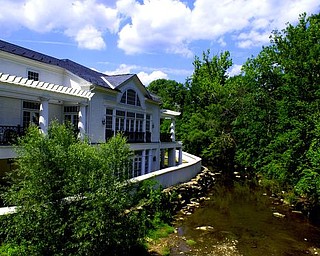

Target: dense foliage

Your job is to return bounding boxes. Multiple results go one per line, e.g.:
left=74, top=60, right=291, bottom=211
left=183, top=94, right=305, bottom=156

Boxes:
left=0, top=122, right=169, bottom=255
left=148, top=12, right=320, bottom=208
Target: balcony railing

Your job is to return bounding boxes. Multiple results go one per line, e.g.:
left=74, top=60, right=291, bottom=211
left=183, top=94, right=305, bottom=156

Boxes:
left=0, top=125, right=25, bottom=145
left=105, top=130, right=152, bottom=143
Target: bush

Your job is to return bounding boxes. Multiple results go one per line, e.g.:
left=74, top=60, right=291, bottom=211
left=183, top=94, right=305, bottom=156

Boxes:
left=0, top=122, right=149, bottom=255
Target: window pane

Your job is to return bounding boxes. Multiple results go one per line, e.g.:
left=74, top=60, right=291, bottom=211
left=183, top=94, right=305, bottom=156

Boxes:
left=23, top=111, right=31, bottom=127
left=116, top=110, right=125, bottom=117
left=136, top=113, right=144, bottom=119
left=64, top=106, right=79, bottom=113
left=28, top=71, right=39, bottom=81
left=106, top=108, right=113, bottom=115
left=120, top=91, right=126, bottom=103
left=146, top=115, right=151, bottom=132
left=106, top=115, right=113, bottom=130
left=127, top=112, right=135, bottom=118
left=127, top=89, right=136, bottom=105
left=23, top=101, right=40, bottom=110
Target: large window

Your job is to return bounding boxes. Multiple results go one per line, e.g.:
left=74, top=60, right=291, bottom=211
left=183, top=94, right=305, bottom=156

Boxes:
left=146, top=114, right=151, bottom=133
left=120, top=89, right=141, bottom=106
left=23, top=101, right=40, bottom=127
left=105, top=109, right=113, bottom=130
left=115, top=110, right=125, bottom=131
left=145, top=150, right=150, bottom=174
left=113, top=110, right=145, bottom=133
left=126, top=112, right=135, bottom=132
left=132, top=151, right=143, bottom=177
left=130, top=150, right=151, bottom=177
left=64, top=106, right=79, bottom=128
left=105, top=107, right=152, bottom=143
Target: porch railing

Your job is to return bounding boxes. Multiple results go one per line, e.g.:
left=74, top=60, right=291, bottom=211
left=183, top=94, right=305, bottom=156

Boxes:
left=0, top=125, right=25, bottom=145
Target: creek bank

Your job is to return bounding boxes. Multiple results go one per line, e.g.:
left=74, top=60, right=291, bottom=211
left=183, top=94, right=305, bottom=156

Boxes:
left=162, top=166, right=218, bottom=217
left=159, top=166, right=318, bottom=224
left=148, top=168, right=320, bottom=256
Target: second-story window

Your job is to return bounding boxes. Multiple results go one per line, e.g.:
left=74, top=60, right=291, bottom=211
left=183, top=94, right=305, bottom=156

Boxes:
left=27, top=70, right=39, bottom=81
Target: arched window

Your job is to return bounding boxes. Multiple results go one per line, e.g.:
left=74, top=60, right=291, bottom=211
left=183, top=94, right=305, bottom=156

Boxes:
left=120, top=89, right=141, bottom=106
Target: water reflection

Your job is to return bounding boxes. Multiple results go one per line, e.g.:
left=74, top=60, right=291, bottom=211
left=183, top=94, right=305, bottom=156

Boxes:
left=175, top=181, right=320, bottom=255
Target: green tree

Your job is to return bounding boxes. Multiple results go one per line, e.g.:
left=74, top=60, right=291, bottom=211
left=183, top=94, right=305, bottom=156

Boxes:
left=148, top=79, right=187, bottom=112
left=234, top=12, right=320, bottom=204
left=148, top=79, right=188, bottom=137
left=1, top=122, right=147, bottom=255
left=179, top=50, right=238, bottom=171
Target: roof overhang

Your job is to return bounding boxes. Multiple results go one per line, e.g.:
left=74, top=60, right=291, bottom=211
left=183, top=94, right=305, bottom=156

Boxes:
left=160, top=109, right=181, bottom=119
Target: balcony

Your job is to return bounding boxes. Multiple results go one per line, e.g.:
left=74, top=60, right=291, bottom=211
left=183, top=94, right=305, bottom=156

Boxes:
left=0, top=125, right=25, bottom=145
left=105, top=130, right=152, bottom=143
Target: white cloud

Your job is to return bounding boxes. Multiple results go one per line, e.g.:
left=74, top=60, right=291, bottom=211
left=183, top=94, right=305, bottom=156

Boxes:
left=228, top=64, right=242, bottom=77
left=75, top=25, right=106, bottom=50
left=0, top=0, right=319, bottom=54
left=104, top=63, right=169, bottom=85
left=104, top=63, right=191, bottom=77
left=117, top=0, right=320, bottom=55
left=138, top=71, right=168, bottom=85
left=117, top=0, right=192, bottom=55
left=104, top=64, right=138, bottom=75
left=0, top=0, right=120, bottom=50
left=237, top=30, right=271, bottom=48
left=217, top=37, right=227, bottom=47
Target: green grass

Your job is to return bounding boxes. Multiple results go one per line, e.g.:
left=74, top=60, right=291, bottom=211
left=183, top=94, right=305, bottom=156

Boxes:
left=147, top=223, right=175, bottom=241
left=186, top=239, right=197, bottom=246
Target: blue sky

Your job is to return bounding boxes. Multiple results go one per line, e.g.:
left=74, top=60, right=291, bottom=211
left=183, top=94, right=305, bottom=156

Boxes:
left=1, top=0, right=319, bottom=85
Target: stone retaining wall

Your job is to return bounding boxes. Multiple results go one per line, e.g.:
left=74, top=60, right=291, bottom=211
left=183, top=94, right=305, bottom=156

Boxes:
left=162, top=166, right=218, bottom=215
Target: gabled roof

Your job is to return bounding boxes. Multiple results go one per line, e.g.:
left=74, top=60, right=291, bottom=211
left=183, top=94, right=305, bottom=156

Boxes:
left=105, top=74, right=136, bottom=88
left=0, top=40, right=133, bottom=90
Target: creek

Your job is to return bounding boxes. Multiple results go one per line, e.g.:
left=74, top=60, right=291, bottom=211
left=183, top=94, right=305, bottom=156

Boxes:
left=170, top=179, right=320, bottom=256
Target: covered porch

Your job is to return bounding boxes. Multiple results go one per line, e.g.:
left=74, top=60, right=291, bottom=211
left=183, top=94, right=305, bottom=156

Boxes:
left=0, top=73, right=94, bottom=148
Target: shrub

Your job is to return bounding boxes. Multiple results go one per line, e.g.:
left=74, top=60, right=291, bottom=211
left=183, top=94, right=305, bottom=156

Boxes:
left=1, top=122, right=148, bottom=255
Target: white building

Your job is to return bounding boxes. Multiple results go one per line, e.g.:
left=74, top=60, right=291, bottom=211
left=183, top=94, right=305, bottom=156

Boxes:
left=0, top=40, right=182, bottom=178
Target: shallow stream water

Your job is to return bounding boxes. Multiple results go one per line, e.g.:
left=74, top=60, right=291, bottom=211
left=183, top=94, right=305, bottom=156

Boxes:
left=172, top=181, right=320, bottom=255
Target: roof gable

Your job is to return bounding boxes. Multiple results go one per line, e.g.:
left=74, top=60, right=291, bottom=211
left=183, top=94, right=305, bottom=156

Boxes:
left=116, top=74, right=160, bottom=103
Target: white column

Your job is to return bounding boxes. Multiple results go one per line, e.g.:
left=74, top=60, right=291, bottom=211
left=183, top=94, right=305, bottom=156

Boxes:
left=141, top=150, right=146, bottom=175
left=39, top=97, right=49, bottom=134
left=112, top=109, right=116, bottom=136
left=170, top=119, right=176, bottom=142
left=178, top=147, right=183, bottom=165
left=78, top=103, right=87, bottom=140
left=148, top=150, right=153, bottom=173
left=168, top=147, right=176, bottom=167
left=143, top=113, right=146, bottom=142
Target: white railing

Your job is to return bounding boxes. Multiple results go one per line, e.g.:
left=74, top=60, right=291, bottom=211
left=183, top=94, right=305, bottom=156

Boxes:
left=131, top=151, right=202, bottom=188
